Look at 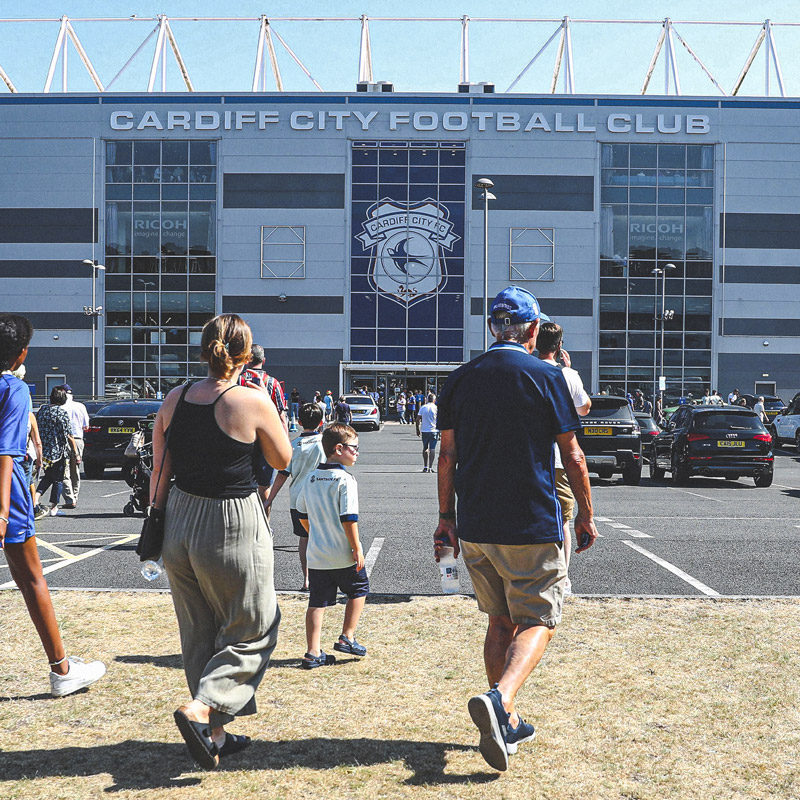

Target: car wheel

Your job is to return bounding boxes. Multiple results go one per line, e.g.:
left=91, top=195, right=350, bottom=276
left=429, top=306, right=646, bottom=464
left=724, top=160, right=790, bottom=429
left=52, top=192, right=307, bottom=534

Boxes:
left=671, top=454, right=690, bottom=486
left=622, top=463, right=642, bottom=486
left=754, top=470, right=774, bottom=488
left=795, top=430, right=800, bottom=450
left=649, top=449, right=665, bottom=480
left=769, top=425, right=779, bottom=445
left=83, top=460, right=105, bottom=479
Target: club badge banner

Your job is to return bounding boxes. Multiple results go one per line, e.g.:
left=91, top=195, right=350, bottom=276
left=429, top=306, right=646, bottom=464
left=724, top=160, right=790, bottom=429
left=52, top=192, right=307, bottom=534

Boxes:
left=355, top=198, right=460, bottom=306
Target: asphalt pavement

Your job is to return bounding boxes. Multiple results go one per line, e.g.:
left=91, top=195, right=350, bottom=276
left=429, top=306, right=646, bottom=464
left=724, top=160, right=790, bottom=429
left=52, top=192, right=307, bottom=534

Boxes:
left=3, top=423, right=800, bottom=597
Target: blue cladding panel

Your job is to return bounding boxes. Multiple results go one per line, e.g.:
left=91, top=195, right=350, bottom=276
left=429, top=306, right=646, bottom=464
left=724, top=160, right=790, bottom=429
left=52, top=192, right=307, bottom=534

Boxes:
left=350, top=141, right=465, bottom=363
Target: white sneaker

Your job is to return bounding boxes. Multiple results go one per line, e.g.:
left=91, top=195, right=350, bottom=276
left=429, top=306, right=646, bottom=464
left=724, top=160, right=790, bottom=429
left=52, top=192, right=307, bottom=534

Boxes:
left=50, top=656, right=107, bottom=697
left=48, top=504, right=60, bottom=516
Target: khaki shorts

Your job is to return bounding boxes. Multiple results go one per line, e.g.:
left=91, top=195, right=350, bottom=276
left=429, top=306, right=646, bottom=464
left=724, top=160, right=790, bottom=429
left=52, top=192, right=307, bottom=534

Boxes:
left=460, top=539, right=567, bottom=627
left=555, top=468, right=575, bottom=522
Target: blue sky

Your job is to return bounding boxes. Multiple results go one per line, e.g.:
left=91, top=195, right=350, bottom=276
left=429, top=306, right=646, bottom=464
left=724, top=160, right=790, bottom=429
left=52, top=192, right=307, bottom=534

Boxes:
left=1, top=1, right=798, bottom=96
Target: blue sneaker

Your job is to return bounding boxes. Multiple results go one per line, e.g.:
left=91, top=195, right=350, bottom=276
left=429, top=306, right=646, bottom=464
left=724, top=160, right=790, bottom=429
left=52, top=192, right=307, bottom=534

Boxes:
left=467, top=685, right=509, bottom=771
left=506, top=715, right=536, bottom=754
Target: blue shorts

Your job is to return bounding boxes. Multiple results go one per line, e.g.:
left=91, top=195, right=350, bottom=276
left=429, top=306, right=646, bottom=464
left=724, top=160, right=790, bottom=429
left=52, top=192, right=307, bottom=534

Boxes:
left=290, top=507, right=308, bottom=538
left=308, top=564, right=370, bottom=608
left=2, top=457, right=35, bottom=547
left=421, top=431, right=439, bottom=451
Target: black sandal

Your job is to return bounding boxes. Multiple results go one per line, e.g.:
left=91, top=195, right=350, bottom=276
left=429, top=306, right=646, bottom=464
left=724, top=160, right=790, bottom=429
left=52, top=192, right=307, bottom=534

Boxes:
left=173, top=709, right=219, bottom=770
left=218, top=732, right=251, bottom=759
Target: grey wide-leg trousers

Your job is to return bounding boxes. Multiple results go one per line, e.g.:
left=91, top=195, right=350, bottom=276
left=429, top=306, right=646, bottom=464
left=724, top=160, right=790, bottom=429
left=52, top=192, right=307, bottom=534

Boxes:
left=162, top=486, right=280, bottom=728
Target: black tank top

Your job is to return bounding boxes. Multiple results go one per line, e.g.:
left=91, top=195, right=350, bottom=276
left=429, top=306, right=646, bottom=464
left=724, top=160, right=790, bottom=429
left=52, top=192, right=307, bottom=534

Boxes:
left=167, top=385, right=258, bottom=499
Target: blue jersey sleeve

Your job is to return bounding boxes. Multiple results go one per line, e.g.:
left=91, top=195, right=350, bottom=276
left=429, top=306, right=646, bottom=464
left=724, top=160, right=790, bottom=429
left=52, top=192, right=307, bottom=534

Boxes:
left=0, top=377, right=29, bottom=457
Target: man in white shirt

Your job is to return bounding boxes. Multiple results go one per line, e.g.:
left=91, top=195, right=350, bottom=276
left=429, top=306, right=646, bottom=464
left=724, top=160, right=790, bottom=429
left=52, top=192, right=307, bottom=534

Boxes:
left=415, top=393, right=439, bottom=473
left=59, top=385, right=89, bottom=508
left=536, top=323, right=591, bottom=592
left=753, top=396, right=767, bottom=423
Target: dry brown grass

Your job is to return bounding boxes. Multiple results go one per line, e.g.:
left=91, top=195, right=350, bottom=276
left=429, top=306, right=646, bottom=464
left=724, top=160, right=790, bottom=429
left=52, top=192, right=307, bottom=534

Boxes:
left=1, top=591, right=799, bottom=800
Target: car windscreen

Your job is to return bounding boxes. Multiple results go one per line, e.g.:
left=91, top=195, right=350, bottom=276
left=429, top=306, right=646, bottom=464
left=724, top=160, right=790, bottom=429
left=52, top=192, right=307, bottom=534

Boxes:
left=691, top=412, right=763, bottom=430
left=343, top=396, right=373, bottom=405
left=95, top=402, right=162, bottom=416
left=764, top=398, right=784, bottom=409
left=586, top=399, right=633, bottom=420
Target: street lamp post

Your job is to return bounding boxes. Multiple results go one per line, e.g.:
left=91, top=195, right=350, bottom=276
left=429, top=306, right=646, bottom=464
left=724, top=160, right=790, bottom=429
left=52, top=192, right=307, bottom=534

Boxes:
left=82, top=259, right=105, bottom=398
left=475, top=177, right=496, bottom=352
left=652, top=263, right=676, bottom=412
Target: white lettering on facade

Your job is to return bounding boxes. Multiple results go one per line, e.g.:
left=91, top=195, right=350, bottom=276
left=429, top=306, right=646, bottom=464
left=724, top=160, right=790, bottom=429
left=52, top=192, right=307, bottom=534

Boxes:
left=110, top=111, right=134, bottom=130
left=496, top=112, right=520, bottom=131
left=328, top=111, right=350, bottom=130
left=471, top=111, right=494, bottom=131
left=443, top=112, right=468, bottom=131
left=352, top=110, right=377, bottom=130
left=524, top=112, right=551, bottom=132
left=290, top=111, right=314, bottom=130
left=414, top=112, right=438, bottom=131
left=687, top=114, right=710, bottom=134
left=577, top=113, right=596, bottom=132
left=137, top=110, right=163, bottom=130
left=167, top=111, right=191, bottom=130
left=634, top=114, right=654, bottom=134
left=630, top=223, right=685, bottom=234
left=236, top=111, right=256, bottom=130
left=195, top=111, right=220, bottom=130
left=389, top=111, right=409, bottom=130
left=554, top=113, right=574, bottom=132
left=259, top=111, right=279, bottom=128
left=657, top=114, right=681, bottom=134
left=607, top=113, right=632, bottom=133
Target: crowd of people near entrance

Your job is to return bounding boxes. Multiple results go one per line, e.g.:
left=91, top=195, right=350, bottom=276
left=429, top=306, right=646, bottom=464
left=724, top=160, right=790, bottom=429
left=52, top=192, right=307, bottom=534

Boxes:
left=1, top=287, right=601, bottom=774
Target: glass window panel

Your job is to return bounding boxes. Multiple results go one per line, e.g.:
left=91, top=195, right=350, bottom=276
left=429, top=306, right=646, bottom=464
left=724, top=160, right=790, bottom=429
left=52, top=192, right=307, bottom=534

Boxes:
left=160, top=202, right=189, bottom=256
left=190, top=166, right=216, bottom=183
left=629, top=277, right=656, bottom=295
left=162, top=183, right=188, bottom=200
left=600, top=331, right=625, bottom=348
left=687, top=145, right=714, bottom=170
left=598, top=348, right=626, bottom=366
left=106, top=166, right=132, bottom=183
left=105, top=202, right=132, bottom=256
left=686, top=206, right=713, bottom=260
left=656, top=208, right=685, bottom=259
left=663, top=350, right=683, bottom=367
left=132, top=207, right=160, bottom=256
left=686, top=279, right=713, bottom=296
left=161, top=274, right=187, bottom=291
left=686, top=188, right=713, bottom=205
left=600, top=312, right=627, bottom=330
left=134, top=165, right=159, bottom=183
left=601, top=169, right=628, bottom=186
left=658, top=169, right=685, bottom=187
left=189, top=293, right=215, bottom=312
left=628, top=332, right=655, bottom=348
left=410, top=149, right=438, bottom=165
left=601, top=187, right=627, bottom=203
left=379, top=149, right=408, bottom=164
left=658, top=144, right=686, bottom=168
left=629, top=350, right=655, bottom=366
left=106, top=273, right=131, bottom=290
left=630, top=187, right=656, bottom=204
left=162, top=165, right=188, bottom=183
left=189, top=256, right=216, bottom=274
left=106, top=184, right=132, bottom=200
left=352, top=183, right=376, bottom=201
left=686, top=261, right=712, bottom=278
left=106, top=140, right=132, bottom=165
left=600, top=205, right=629, bottom=260
left=162, top=140, right=188, bottom=164
left=132, top=257, right=159, bottom=275
left=133, top=184, right=159, bottom=200
left=685, top=333, right=711, bottom=349
left=599, top=277, right=626, bottom=294
left=134, top=141, right=160, bottom=164
left=686, top=170, right=713, bottom=188
left=190, top=140, right=217, bottom=165
left=628, top=205, right=656, bottom=259
left=352, top=166, right=378, bottom=183
left=629, top=169, right=657, bottom=186
left=600, top=259, right=629, bottom=277
left=602, top=143, right=629, bottom=168
left=189, top=274, right=215, bottom=291
left=190, top=184, right=216, bottom=200
left=105, top=327, right=131, bottom=344
left=685, top=350, right=711, bottom=367
left=630, top=144, right=657, bottom=168
left=664, top=333, right=683, bottom=349
left=189, top=203, right=216, bottom=255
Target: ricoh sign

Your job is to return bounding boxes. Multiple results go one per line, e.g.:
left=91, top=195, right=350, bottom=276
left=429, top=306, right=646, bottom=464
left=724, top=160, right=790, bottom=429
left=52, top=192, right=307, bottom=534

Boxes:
left=109, top=109, right=711, bottom=135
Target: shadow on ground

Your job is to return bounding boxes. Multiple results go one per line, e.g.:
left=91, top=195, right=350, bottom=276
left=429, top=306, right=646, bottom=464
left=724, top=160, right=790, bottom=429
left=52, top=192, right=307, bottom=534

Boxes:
left=0, top=738, right=496, bottom=791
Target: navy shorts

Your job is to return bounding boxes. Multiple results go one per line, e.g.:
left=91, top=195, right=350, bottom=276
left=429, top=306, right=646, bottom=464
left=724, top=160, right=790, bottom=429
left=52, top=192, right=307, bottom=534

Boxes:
left=290, top=507, right=308, bottom=538
left=253, top=452, right=274, bottom=488
left=308, top=564, right=370, bottom=608
left=421, top=431, right=439, bottom=451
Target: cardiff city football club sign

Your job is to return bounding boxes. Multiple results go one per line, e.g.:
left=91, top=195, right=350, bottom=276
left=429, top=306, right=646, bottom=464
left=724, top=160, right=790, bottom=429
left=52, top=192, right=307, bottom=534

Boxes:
left=355, top=199, right=460, bottom=306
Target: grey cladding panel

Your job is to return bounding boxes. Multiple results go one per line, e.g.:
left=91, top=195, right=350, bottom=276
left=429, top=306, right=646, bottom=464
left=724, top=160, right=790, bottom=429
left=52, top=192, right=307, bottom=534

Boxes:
left=0, top=208, right=97, bottom=244
left=471, top=297, right=593, bottom=317
left=721, top=213, right=800, bottom=250
left=222, top=295, right=344, bottom=315
left=722, top=318, right=800, bottom=336
left=721, top=265, right=800, bottom=284
left=223, top=173, right=345, bottom=209
left=471, top=175, right=593, bottom=211
left=0, top=260, right=91, bottom=278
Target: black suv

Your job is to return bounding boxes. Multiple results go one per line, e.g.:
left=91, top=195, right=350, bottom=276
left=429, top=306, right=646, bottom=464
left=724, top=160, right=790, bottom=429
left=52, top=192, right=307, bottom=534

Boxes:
left=650, top=405, right=773, bottom=487
left=577, top=396, right=642, bottom=485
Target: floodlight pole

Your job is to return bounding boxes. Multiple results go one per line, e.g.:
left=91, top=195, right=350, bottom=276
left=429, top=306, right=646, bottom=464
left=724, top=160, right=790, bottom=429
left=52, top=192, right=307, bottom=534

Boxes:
left=653, top=263, right=676, bottom=408
left=475, top=178, right=495, bottom=352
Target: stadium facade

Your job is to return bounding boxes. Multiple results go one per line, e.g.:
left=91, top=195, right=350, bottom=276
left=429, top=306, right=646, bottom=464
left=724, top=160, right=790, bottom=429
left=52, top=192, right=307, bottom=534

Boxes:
left=2, top=91, right=799, bottom=409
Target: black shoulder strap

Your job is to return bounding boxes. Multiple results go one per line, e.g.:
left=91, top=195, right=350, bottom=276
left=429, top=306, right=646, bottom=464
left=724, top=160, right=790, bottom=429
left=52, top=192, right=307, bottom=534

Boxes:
left=152, top=382, right=190, bottom=508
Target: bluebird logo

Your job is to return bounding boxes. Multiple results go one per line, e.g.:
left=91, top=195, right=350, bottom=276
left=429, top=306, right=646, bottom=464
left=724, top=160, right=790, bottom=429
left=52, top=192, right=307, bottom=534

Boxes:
left=356, top=198, right=459, bottom=306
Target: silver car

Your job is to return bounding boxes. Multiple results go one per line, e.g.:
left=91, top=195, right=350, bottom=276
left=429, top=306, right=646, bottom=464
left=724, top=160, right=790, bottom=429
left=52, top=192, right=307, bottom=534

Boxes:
left=342, top=394, right=382, bottom=431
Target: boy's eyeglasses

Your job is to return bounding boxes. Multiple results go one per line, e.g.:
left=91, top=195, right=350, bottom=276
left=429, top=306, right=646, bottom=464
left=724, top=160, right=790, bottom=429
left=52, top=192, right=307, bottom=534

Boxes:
left=343, top=443, right=359, bottom=453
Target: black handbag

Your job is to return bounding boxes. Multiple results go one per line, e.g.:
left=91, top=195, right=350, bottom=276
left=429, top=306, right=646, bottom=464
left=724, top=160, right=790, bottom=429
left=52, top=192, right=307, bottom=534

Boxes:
left=135, top=383, right=190, bottom=562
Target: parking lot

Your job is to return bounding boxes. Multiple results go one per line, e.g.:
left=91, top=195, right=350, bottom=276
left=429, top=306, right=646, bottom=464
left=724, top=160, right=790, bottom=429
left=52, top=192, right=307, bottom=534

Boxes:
left=3, top=423, right=800, bottom=597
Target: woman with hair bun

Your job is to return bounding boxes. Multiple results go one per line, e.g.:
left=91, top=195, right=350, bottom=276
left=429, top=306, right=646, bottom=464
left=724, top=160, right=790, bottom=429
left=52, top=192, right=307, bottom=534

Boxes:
left=151, top=313, right=291, bottom=770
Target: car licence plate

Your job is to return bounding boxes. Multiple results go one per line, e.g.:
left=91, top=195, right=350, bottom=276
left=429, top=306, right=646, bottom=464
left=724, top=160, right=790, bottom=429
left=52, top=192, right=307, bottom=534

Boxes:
left=584, top=427, right=612, bottom=436
left=717, top=440, right=744, bottom=447
left=108, top=426, right=135, bottom=434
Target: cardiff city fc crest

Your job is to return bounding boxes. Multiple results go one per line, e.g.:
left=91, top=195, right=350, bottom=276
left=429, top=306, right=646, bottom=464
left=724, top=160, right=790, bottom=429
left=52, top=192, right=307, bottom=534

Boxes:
left=356, top=198, right=459, bottom=306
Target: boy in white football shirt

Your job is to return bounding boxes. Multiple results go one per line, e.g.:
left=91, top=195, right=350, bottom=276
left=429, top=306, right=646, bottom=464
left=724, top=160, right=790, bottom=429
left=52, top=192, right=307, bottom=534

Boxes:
left=265, top=402, right=325, bottom=591
left=296, top=423, right=368, bottom=669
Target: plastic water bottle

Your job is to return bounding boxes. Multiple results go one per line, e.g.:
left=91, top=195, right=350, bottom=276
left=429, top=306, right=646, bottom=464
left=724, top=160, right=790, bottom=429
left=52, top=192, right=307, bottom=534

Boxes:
left=140, top=558, right=164, bottom=582
left=438, top=546, right=460, bottom=594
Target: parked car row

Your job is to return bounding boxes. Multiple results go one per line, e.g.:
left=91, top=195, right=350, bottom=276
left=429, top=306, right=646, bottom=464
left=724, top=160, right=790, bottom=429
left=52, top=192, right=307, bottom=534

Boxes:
left=577, top=396, right=777, bottom=489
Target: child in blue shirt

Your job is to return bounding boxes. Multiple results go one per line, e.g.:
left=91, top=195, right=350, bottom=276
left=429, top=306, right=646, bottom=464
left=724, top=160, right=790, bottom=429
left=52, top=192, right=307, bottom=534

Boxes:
left=295, top=423, right=368, bottom=668
left=0, top=314, right=105, bottom=696
left=265, top=402, right=325, bottom=591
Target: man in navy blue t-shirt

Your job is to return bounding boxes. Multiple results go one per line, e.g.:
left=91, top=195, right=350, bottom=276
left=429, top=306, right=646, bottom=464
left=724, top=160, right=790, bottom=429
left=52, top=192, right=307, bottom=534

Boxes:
left=434, top=286, right=598, bottom=772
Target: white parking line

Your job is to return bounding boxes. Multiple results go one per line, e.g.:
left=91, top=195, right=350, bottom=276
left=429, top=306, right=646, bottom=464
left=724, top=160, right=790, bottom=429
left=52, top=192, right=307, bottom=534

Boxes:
left=363, top=537, right=385, bottom=577
left=594, top=516, right=612, bottom=522
left=622, top=530, right=652, bottom=539
left=101, top=490, right=129, bottom=498
left=606, top=522, right=630, bottom=529
left=35, top=538, right=74, bottom=559
left=774, top=484, right=800, bottom=491
left=621, top=540, right=720, bottom=597
left=668, top=487, right=724, bottom=502
left=0, top=533, right=140, bottom=589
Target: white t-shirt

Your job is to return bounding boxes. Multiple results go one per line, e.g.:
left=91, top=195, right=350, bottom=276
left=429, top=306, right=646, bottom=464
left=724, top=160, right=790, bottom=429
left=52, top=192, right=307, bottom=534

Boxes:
left=63, top=397, right=90, bottom=439
left=552, top=365, right=590, bottom=470
left=728, top=393, right=738, bottom=404
left=280, top=431, right=326, bottom=509
left=296, top=464, right=359, bottom=570
left=418, top=402, right=438, bottom=433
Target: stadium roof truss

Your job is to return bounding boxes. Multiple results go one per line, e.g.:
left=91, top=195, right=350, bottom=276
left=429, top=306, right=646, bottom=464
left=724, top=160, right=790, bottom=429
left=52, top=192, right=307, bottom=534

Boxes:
left=0, top=14, right=793, bottom=96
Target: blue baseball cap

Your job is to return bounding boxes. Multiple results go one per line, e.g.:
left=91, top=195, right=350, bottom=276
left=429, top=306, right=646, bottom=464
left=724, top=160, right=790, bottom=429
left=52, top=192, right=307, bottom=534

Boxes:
left=490, top=286, right=550, bottom=324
